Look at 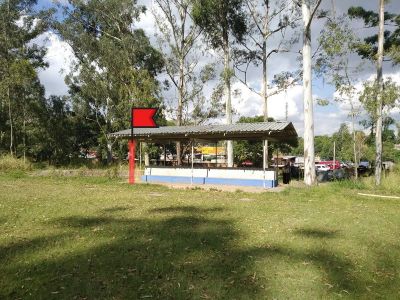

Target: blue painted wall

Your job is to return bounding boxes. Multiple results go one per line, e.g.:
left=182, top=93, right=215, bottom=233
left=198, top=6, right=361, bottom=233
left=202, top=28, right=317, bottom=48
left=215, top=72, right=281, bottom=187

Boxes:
left=141, top=175, right=278, bottom=188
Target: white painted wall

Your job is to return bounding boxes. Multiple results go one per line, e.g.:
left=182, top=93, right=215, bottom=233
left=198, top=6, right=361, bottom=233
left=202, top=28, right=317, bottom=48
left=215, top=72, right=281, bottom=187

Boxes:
left=145, top=167, right=277, bottom=181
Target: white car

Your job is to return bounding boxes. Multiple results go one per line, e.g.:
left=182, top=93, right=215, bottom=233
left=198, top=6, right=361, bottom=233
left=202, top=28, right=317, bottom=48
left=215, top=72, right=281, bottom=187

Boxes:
left=315, top=164, right=330, bottom=172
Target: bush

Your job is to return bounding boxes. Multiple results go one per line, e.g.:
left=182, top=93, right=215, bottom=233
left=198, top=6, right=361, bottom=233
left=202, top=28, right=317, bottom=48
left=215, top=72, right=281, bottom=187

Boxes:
left=0, top=155, right=32, bottom=172
left=331, top=179, right=367, bottom=190
left=106, top=165, right=121, bottom=179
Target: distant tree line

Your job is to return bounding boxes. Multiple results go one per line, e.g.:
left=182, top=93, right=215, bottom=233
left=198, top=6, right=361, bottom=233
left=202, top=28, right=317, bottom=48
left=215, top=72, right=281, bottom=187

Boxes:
left=0, top=0, right=399, bottom=186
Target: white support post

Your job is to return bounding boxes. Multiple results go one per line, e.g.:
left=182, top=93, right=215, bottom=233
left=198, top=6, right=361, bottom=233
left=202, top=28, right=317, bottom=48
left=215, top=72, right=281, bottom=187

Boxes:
left=263, top=140, right=266, bottom=189
left=139, top=142, right=142, bottom=171
left=191, top=141, right=194, bottom=184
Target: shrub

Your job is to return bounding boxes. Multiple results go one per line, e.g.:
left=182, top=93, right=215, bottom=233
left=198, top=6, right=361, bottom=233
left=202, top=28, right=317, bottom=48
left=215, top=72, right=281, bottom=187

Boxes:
left=0, top=155, right=32, bottom=172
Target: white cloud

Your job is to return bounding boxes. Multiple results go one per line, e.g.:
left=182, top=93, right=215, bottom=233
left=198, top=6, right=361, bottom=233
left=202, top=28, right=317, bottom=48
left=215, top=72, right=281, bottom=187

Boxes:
left=35, top=32, right=75, bottom=97
left=230, top=81, right=348, bottom=137
left=333, top=72, right=400, bottom=129
left=136, top=2, right=157, bottom=37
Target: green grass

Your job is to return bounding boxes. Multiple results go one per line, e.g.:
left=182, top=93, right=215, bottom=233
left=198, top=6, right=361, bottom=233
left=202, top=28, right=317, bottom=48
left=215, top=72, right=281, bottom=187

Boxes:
left=1, top=173, right=400, bottom=299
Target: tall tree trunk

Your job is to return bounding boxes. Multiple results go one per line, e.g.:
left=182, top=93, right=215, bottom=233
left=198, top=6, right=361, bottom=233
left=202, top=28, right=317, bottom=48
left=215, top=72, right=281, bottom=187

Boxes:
left=107, top=141, right=113, bottom=164
left=262, top=1, right=270, bottom=168
left=262, top=40, right=269, bottom=168
left=7, top=86, right=13, bottom=157
left=23, top=105, right=26, bottom=163
left=302, top=0, right=316, bottom=186
left=176, top=5, right=185, bottom=166
left=351, top=112, right=358, bottom=179
left=223, top=28, right=233, bottom=167
left=375, top=0, right=384, bottom=186
left=176, top=57, right=184, bottom=165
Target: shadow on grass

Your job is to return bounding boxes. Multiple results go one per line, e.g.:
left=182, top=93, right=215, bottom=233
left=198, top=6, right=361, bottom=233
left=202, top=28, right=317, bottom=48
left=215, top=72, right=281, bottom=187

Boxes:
left=149, top=206, right=224, bottom=214
left=0, top=234, right=67, bottom=262
left=294, top=228, right=339, bottom=239
left=1, top=207, right=265, bottom=299
left=101, top=206, right=134, bottom=213
left=0, top=207, right=397, bottom=299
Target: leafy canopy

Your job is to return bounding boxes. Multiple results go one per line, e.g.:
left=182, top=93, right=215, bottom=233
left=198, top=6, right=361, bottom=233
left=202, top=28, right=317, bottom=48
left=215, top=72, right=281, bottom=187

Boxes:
left=192, top=0, right=247, bottom=49
left=348, top=6, right=400, bottom=64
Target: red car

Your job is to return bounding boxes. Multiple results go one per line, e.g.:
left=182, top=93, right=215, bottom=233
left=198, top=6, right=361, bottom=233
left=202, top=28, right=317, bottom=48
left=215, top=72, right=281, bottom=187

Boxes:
left=319, top=160, right=341, bottom=170
left=241, top=160, right=254, bottom=167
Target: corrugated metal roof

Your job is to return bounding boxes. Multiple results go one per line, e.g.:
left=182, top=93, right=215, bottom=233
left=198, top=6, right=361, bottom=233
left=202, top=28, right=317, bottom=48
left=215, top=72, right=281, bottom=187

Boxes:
left=109, top=122, right=298, bottom=142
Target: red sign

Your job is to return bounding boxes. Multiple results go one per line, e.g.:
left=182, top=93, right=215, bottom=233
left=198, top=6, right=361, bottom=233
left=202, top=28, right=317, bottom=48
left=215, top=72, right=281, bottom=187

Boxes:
left=128, top=107, right=158, bottom=185
left=131, top=108, right=158, bottom=128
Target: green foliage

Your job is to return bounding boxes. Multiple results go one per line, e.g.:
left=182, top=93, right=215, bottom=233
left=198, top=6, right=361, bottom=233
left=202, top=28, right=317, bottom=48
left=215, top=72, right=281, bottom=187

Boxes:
left=359, top=78, right=400, bottom=122
left=153, top=1, right=222, bottom=126
left=0, top=0, right=52, bottom=157
left=317, top=17, right=359, bottom=79
left=348, top=6, right=400, bottom=64
left=234, top=116, right=269, bottom=167
left=55, top=0, right=165, bottom=162
left=233, top=116, right=298, bottom=166
left=192, top=0, right=247, bottom=50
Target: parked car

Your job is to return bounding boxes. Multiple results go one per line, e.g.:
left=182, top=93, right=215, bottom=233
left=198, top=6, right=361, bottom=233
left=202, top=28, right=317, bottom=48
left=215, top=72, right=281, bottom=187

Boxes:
left=357, top=165, right=368, bottom=175
left=340, top=161, right=349, bottom=168
left=315, top=164, right=330, bottom=172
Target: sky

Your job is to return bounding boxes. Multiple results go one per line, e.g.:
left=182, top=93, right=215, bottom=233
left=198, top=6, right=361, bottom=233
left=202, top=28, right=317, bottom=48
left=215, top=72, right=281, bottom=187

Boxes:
left=35, top=0, right=400, bottom=137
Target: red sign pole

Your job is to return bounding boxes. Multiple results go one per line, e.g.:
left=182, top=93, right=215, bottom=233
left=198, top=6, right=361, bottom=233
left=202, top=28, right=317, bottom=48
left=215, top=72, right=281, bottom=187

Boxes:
left=129, top=107, right=158, bottom=185
left=128, top=139, right=136, bottom=185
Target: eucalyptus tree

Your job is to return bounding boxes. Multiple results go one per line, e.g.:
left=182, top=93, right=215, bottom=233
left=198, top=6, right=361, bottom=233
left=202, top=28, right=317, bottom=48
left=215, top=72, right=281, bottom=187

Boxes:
left=56, top=0, right=164, bottom=163
left=316, top=16, right=364, bottom=178
left=359, top=78, right=400, bottom=132
left=348, top=1, right=399, bottom=185
left=375, top=0, right=386, bottom=185
left=235, top=0, right=300, bottom=121
left=192, top=0, right=247, bottom=167
left=0, top=0, right=51, bottom=156
left=233, top=0, right=300, bottom=167
left=153, top=0, right=220, bottom=165
left=348, top=4, right=400, bottom=65
left=297, top=0, right=322, bottom=186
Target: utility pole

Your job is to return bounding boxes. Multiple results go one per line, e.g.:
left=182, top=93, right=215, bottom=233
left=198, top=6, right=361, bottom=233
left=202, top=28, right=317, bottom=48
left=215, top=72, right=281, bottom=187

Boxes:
left=333, top=141, right=336, bottom=169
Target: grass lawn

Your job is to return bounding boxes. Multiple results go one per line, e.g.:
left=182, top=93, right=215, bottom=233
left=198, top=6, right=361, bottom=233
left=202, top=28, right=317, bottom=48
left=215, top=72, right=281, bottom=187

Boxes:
left=1, top=172, right=400, bottom=299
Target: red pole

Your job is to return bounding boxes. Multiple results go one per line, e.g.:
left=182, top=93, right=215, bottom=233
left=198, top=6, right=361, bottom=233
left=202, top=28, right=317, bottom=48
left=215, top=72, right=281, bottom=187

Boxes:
left=129, top=140, right=136, bottom=184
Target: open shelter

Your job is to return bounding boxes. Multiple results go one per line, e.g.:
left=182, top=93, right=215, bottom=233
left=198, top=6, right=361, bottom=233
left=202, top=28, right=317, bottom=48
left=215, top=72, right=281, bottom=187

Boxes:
left=110, top=121, right=298, bottom=188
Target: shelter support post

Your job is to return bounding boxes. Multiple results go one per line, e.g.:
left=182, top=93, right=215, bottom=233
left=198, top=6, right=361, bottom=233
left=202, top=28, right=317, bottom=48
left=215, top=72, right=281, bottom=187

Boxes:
left=263, top=140, right=266, bottom=189
left=164, top=144, right=166, bottom=166
left=191, top=141, right=194, bottom=184
left=265, top=140, right=269, bottom=168
left=139, top=142, right=142, bottom=171
left=275, top=144, right=279, bottom=185
left=215, top=141, right=218, bottom=167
